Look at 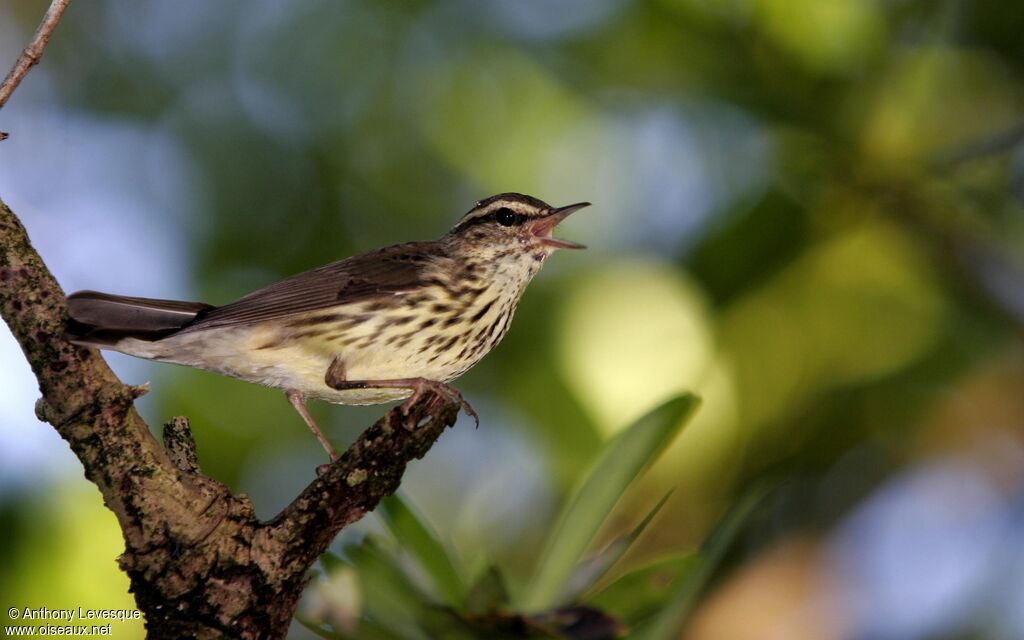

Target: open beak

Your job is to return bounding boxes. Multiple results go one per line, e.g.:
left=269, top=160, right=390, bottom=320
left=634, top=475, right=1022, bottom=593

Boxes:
left=533, top=202, right=590, bottom=249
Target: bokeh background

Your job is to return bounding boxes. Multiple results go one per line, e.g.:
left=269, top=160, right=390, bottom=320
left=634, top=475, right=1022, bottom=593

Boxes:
left=2, top=0, right=1023, bottom=638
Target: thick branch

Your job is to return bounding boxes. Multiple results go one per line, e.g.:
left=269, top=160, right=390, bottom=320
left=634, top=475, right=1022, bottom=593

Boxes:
left=0, top=197, right=211, bottom=552
left=0, top=195, right=460, bottom=639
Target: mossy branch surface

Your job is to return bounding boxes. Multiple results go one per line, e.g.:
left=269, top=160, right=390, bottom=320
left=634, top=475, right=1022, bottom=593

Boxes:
left=0, top=196, right=460, bottom=639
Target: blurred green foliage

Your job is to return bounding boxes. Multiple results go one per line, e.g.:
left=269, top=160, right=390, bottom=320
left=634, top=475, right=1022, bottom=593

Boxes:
left=2, top=0, right=1023, bottom=638
left=303, top=396, right=703, bottom=638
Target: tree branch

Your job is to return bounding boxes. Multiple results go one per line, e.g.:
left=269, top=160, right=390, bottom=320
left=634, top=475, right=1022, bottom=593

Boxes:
left=163, top=416, right=201, bottom=475
left=263, top=395, right=459, bottom=577
left=0, top=195, right=460, bottom=638
left=0, top=0, right=73, bottom=139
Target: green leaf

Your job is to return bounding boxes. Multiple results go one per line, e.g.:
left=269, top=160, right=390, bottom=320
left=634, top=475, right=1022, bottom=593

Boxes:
left=464, top=566, right=510, bottom=615
left=346, top=537, right=436, bottom=640
left=296, top=616, right=346, bottom=639
left=638, top=485, right=769, bottom=640
left=358, top=620, right=409, bottom=640
left=564, top=490, right=675, bottom=602
left=586, top=553, right=699, bottom=625
left=376, top=493, right=467, bottom=607
left=519, top=394, right=700, bottom=612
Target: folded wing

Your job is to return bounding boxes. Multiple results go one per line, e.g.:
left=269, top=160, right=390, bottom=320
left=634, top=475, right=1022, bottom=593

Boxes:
left=182, top=241, right=442, bottom=331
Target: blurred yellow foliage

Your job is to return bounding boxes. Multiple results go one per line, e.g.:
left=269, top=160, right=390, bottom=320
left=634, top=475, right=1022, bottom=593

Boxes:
left=756, top=0, right=885, bottom=74
left=722, top=220, right=946, bottom=430
left=3, top=485, right=144, bottom=638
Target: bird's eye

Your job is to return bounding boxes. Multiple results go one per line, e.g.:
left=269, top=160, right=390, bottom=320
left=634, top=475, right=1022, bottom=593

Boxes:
left=495, top=208, right=516, bottom=227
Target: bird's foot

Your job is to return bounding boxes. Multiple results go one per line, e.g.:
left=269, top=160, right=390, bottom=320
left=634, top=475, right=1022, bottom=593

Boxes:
left=401, top=379, right=479, bottom=428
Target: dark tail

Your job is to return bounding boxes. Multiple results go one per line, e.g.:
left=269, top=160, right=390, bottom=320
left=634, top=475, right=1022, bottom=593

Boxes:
left=66, top=290, right=214, bottom=347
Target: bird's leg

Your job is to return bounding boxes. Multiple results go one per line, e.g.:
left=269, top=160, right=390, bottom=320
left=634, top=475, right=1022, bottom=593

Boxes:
left=285, top=389, right=339, bottom=461
left=324, top=357, right=479, bottom=427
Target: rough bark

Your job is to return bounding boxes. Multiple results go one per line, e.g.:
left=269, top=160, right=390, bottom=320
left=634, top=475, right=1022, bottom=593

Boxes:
left=0, top=196, right=460, bottom=639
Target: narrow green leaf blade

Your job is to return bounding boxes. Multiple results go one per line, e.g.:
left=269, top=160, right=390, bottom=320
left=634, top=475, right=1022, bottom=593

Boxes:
left=346, top=537, right=435, bottom=640
left=464, top=565, right=511, bottom=614
left=564, top=490, right=675, bottom=602
left=520, top=394, right=700, bottom=611
left=295, top=616, right=347, bottom=639
left=377, top=493, right=466, bottom=607
left=639, top=485, right=768, bottom=640
left=586, top=553, right=699, bottom=625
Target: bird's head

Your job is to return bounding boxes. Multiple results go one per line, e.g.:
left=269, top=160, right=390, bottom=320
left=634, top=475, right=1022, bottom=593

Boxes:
left=444, top=193, right=589, bottom=263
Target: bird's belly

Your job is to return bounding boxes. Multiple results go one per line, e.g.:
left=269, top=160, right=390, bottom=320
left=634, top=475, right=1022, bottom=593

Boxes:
left=220, top=342, right=442, bottom=406
left=138, top=296, right=514, bottom=405
left=149, top=326, right=463, bottom=405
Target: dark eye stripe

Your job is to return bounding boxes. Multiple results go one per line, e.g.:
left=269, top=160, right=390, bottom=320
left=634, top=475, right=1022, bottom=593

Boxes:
left=454, top=209, right=529, bottom=232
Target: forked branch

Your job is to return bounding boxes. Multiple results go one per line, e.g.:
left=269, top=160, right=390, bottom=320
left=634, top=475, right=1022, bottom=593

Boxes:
left=0, top=195, right=460, bottom=638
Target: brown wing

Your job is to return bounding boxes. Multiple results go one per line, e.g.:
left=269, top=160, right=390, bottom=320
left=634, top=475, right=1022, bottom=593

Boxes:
left=182, top=241, right=444, bottom=331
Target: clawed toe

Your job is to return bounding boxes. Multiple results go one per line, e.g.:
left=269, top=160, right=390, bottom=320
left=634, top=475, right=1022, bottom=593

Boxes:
left=453, top=392, right=480, bottom=428
left=398, top=379, right=480, bottom=428
left=434, top=384, right=479, bottom=426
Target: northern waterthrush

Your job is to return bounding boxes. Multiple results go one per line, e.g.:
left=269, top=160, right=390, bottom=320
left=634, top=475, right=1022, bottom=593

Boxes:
left=66, top=193, right=589, bottom=460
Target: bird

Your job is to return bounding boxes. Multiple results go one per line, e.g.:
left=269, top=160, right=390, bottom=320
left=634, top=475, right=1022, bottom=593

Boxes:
left=65, top=193, right=589, bottom=461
